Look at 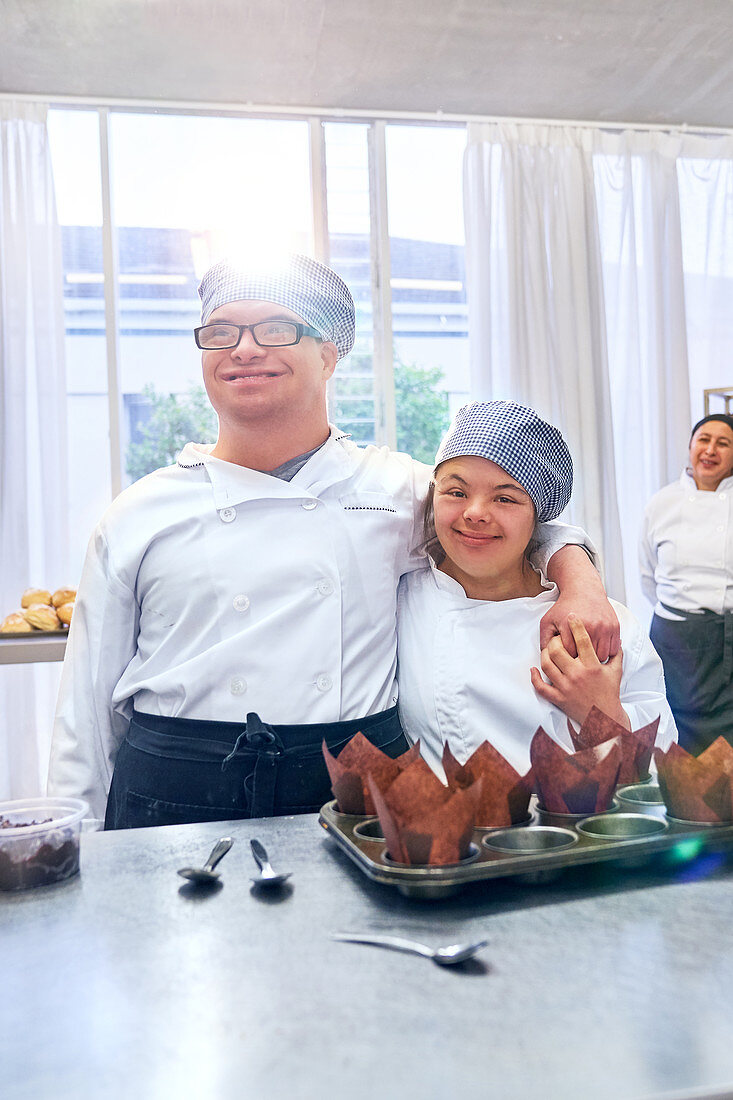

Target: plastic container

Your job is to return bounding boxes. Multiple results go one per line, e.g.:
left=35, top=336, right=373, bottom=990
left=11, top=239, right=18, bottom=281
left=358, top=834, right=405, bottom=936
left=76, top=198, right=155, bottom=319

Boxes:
left=0, top=797, right=89, bottom=891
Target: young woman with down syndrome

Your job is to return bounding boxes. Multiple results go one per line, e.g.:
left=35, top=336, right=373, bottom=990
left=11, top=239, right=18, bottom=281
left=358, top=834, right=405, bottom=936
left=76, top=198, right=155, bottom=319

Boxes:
left=396, top=401, right=677, bottom=779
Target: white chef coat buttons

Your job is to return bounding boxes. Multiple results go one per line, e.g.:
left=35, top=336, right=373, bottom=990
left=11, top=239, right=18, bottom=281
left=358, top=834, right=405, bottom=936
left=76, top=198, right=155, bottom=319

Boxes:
left=219, top=507, right=236, bottom=523
left=230, top=677, right=247, bottom=695
left=301, top=500, right=318, bottom=511
left=317, top=580, right=334, bottom=596
left=233, top=595, right=250, bottom=612
left=316, top=674, right=333, bottom=692
left=721, top=494, right=727, bottom=501
left=717, top=526, right=725, bottom=533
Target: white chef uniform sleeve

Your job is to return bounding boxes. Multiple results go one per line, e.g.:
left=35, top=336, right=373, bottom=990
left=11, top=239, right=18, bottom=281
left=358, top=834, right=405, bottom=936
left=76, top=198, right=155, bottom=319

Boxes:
left=614, top=603, right=677, bottom=750
left=47, top=526, right=139, bottom=825
left=639, top=507, right=658, bottom=607
left=530, top=520, right=601, bottom=574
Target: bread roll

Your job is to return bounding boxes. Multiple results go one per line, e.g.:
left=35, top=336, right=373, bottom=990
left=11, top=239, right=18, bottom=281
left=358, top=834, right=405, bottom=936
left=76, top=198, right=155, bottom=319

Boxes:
left=0, top=612, right=29, bottom=634
left=23, top=604, right=60, bottom=631
left=56, top=602, right=74, bottom=625
left=21, top=588, right=52, bottom=609
left=52, top=588, right=77, bottom=608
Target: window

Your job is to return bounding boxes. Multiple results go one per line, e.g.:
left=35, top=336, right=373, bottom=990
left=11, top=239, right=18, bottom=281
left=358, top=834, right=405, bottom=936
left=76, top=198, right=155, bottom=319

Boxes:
left=47, top=109, right=110, bottom=572
left=47, top=107, right=469, bottom=573
left=324, top=122, right=377, bottom=444
left=386, top=124, right=467, bottom=461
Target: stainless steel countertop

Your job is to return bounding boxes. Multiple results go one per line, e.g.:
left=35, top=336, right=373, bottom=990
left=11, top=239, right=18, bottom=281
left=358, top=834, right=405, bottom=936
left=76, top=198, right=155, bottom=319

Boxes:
left=3, top=813, right=733, bottom=1100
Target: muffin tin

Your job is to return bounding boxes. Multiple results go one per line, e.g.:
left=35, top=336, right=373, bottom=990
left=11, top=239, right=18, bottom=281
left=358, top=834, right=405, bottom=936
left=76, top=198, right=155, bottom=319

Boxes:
left=319, top=793, right=733, bottom=898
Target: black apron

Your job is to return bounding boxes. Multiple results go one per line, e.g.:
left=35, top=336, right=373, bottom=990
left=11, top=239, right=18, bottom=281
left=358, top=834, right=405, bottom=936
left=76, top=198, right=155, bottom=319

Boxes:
left=104, top=707, right=407, bottom=830
left=650, top=602, right=733, bottom=755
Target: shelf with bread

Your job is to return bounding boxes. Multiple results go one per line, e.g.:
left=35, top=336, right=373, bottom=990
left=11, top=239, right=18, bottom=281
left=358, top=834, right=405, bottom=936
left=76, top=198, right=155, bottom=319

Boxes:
left=0, top=587, right=75, bottom=665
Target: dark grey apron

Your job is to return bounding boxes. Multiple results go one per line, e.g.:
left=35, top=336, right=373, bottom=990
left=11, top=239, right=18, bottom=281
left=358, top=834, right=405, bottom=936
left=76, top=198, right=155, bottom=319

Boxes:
left=104, top=706, right=407, bottom=830
left=651, top=602, right=733, bottom=755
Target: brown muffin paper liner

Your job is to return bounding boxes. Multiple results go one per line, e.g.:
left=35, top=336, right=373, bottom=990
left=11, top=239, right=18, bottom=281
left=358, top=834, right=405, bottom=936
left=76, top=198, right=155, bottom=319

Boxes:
left=530, top=726, right=622, bottom=815
left=367, top=761, right=482, bottom=865
left=568, top=705, right=659, bottom=786
left=442, top=741, right=533, bottom=827
left=655, top=738, right=733, bottom=823
left=322, top=732, right=421, bottom=815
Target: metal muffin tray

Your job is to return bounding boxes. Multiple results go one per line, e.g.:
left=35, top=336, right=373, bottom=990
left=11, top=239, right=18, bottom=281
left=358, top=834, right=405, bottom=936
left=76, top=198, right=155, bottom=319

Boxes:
left=319, top=795, right=733, bottom=899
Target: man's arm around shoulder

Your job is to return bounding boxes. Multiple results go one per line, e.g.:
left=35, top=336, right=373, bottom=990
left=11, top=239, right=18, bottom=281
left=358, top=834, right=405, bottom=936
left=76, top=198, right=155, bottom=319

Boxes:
left=532, top=521, right=620, bottom=662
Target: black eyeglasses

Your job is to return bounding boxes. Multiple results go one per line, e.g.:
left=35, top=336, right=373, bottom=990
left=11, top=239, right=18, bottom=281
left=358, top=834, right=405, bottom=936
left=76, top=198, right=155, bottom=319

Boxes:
left=194, top=320, right=322, bottom=350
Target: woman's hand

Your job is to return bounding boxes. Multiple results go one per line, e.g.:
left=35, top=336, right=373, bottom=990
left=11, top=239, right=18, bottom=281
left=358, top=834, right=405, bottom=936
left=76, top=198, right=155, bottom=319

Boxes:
left=530, top=614, right=630, bottom=729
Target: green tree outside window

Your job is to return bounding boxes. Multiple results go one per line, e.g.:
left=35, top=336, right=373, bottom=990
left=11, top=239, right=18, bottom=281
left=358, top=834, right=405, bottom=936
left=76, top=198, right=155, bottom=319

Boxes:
left=126, top=383, right=218, bottom=482
left=125, top=357, right=450, bottom=481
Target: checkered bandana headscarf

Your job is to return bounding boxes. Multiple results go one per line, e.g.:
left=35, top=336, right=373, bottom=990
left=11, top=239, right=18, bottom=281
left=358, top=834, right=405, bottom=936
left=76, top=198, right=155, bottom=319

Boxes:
left=198, top=254, right=356, bottom=360
left=434, top=401, right=573, bottom=521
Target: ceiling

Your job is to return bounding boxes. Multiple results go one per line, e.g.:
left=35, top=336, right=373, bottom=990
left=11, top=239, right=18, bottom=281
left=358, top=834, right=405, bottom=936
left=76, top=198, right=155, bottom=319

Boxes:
left=2, top=0, right=732, bottom=128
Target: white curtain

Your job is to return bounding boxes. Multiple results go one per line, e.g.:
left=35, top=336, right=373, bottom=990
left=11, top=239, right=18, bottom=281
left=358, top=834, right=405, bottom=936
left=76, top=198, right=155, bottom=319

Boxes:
left=464, top=124, right=733, bottom=620
left=0, top=101, right=68, bottom=799
left=676, top=135, right=733, bottom=421
left=592, top=130, right=692, bottom=619
left=464, top=121, right=626, bottom=599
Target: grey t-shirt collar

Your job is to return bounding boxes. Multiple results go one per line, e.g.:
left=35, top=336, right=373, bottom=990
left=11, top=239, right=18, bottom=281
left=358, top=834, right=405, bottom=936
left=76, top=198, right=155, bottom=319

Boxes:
left=267, top=440, right=329, bottom=481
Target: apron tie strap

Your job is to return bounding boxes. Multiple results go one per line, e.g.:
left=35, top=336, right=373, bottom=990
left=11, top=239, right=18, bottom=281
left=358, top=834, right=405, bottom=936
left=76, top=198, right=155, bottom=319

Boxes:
left=658, top=600, right=733, bottom=621
left=221, top=713, right=285, bottom=818
left=658, top=601, right=708, bottom=619
left=724, top=612, right=733, bottom=682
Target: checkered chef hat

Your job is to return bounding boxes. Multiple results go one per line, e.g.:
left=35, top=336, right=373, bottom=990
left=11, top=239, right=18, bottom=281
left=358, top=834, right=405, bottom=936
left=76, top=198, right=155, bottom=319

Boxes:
left=198, top=254, right=356, bottom=360
left=434, top=401, right=573, bottom=521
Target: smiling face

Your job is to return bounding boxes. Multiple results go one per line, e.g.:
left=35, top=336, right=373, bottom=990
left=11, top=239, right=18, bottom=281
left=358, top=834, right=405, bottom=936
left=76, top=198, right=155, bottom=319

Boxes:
left=201, top=299, right=337, bottom=436
left=432, top=455, right=539, bottom=599
left=689, top=420, right=733, bottom=491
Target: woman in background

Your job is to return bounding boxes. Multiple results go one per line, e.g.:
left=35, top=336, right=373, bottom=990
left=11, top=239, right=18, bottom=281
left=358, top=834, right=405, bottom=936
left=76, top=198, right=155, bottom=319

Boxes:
left=397, top=400, right=676, bottom=778
left=640, top=413, right=733, bottom=754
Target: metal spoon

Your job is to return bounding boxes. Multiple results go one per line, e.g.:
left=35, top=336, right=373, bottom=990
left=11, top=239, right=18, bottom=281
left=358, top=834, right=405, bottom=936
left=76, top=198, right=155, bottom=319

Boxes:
left=331, top=932, right=489, bottom=966
left=177, top=837, right=234, bottom=884
left=250, top=838, right=292, bottom=886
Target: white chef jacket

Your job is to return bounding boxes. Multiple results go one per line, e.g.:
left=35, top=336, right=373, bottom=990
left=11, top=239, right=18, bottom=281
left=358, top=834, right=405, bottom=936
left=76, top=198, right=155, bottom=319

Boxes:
left=49, top=427, right=595, bottom=820
left=640, top=469, right=733, bottom=620
left=396, top=563, right=677, bottom=780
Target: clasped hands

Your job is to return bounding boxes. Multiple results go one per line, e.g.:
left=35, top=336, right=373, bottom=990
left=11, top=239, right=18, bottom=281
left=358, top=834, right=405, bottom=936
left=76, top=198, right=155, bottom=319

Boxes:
left=531, top=614, right=630, bottom=730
